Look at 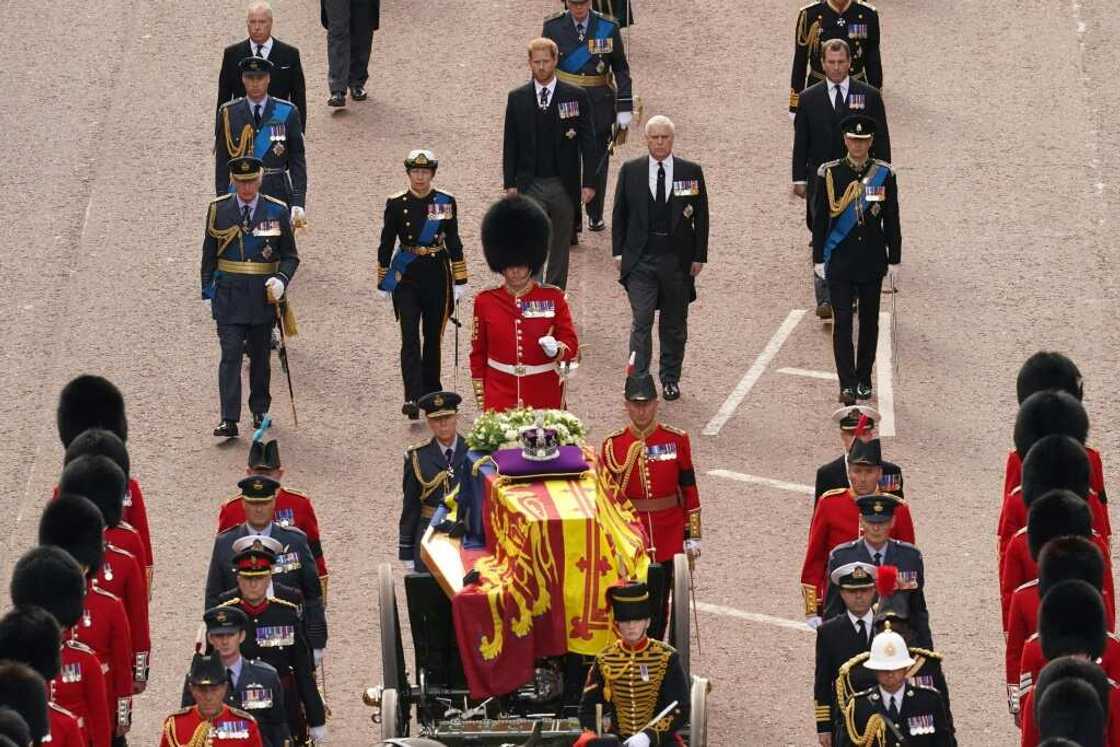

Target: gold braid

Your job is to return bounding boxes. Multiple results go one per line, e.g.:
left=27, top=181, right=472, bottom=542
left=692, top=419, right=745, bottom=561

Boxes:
left=163, top=717, right=213, bottom=747
left=836, top=652, right=870, bottom=714
left=207, top=202, right=242, bottom=258
left=222, top=106, right=255, bottom=160
left=827, top=166, right=865, bottom=218
left=796, top=11, right=823, bottom=53
left=602, top=437, right=644, bottom=499
left=842, top=699, right=887, bottom=747
left=411, top=450, right=451, bottom=502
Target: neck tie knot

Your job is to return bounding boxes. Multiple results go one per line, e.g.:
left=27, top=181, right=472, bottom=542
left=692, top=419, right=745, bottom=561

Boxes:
left=255, top=43, right=263, bottom=57
left=253, top=103, right=262, bottom=127
left=539, top=86, right=549, bottom=109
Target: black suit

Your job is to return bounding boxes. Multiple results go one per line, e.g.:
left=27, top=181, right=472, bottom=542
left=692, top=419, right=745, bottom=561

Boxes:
left=612, top=155, right=708, bottom=385
left=217, top=38, right=307, bottom=132
left=814, top=454, right=904, bottom=504
left=815, top=612, right=873, bottom=736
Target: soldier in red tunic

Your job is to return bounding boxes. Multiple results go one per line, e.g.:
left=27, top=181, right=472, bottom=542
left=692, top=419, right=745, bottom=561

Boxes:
left=470, top=196, right=579, bottom=411
left=11, top=546, right=112, bottom=747
left=0, top=661, right=50, bottom=745
left=800, top=438, right=915, bottom=625
left=600, top=373, right=700, bottom=639
left=159, top=655, right=263, bottom=747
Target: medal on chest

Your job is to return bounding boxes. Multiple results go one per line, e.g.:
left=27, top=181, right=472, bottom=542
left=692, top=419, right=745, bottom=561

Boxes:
left=214, top=719, right=252, bottom=740
left=256, top=624, right=296, bottom=648
left=60, top=662, right=82, bottom=683
left=81, top=609, right=92, bottom=628
left=645, top=442, right=678, bottom=462
left=241, top=683, right=274, bottom=709
left=269, top=124, right=287, bottom=157
left=520, top=299, right=556, bottom=318
left=907, top=713, right=935, bottom=735
left=272, top=551, right=301, bottom=573
left=102, top=562, right=114, bottom=582
left=274, top=507, right=295, bottom=528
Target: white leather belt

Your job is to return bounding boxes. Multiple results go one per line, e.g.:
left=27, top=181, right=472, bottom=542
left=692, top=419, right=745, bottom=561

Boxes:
left=487, top=358, right=555, bottom=377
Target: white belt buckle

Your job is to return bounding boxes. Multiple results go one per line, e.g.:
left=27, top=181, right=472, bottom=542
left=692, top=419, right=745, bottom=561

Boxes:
left=514, top=365, right=526, bottom=376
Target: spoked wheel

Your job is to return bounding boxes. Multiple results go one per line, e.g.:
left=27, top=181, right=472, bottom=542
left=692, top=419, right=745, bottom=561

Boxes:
left=379, top=687, right=400, bottom=739
left=689, top=675, right=710, bottom=746
left=672, top=553, right=691, bottom=677
left=378, top=563, right=409, bottom=733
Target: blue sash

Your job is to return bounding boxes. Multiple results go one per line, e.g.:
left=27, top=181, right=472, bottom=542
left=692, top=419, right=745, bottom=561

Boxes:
left=823, top=164, right=889, bottom=265
left=253, top=100, right=294, bottom=160
left=378, top=193, right=451, bottom=292
left=558, top=19, right=614, bottom=74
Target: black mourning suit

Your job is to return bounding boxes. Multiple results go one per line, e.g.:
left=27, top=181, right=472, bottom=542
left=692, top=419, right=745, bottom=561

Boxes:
left=217, top=38, right=307, bottom=132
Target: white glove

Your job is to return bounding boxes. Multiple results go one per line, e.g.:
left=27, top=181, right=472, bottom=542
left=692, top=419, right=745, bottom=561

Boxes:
left=806, top=615, right=823, bottom=630
left=453, top=283, right=468, bottom=303
left=624, top=734, right=651, bottom=747
left=308, top=725, right=327, bottom=744
left=377, top=289, right=392, bottom=302
left=203, top=299, right=212, bottom=314
left=290, top=206, right=306, bottom=226
left=313, top=648, right=324, bottom=667
left=265, top=277, right=286, bottom=302
left=814, top=263, right=826, bottom=280
left=684, top=538, right=701, bottom=560
left=617, top=111, right=633, bottom=130
left=789, top=111, right=797, bottom=122
left=538, top=335, right=559, bottom=357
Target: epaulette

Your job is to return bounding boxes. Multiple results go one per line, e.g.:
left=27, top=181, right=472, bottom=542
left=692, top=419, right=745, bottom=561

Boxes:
left=106, top=543, right=136, bottom=559
left=168, top=706, right=193, bottom=717
left=872, top=159, right=894, bottom=174
left=219, top=99, right=241, bottom=111
left=210, top=193, right=235, bottom=204
left=910, top=683, right=941, bottom=696
left=603, top=427, right=628, bottom=442
left=217, top=524, right=240, bottom=538
left=852, top=686, right=877, bottom=700
left=249, top=658, right=280, bottom=675
left=879, top=490, right=905, bottom=504
left=539, top=282, right=565, bottom=293
left=119, top=519, right=138, bottom=533
left=263, top=194, right=290, bottom=208
left=819, top=486, right=850, bottom=501
left=405, top=439, right=429, bottom=454
left=270, top=96, right=295, bottom=108
left=1013, top=578, right=1038, bottom=593
left=856, top=0, right=878, bottom=12
left=435, top=188, right=456, bottom=199
left=217, top=597, right=240, bottom=608
left=888, top=538, right=919, bottom=552
left=278, top=524, right=308, bottom=538
left=65, top=639, right=95, bottom=655
left=827, top=538, right=861, bottom=558
left=282, top=486, right=310, bottom=498
left=228, top=705, right=255, bottom=720
left=593, top=10, right=619, bottom=26
left=662, top=424, right=689, bottom=436
left=798, top=2, right=817, bottom=14
left=221, top=493, right=241, bottom=507
left=543, top=9, right=566, bottom=22
left=268, top=596, right=299, bottom=611
left=817, top=158, right=842, bottom=177
left=390, top=189, right=407, bottom=200
left=91, top=584, right=121, bottom=601
left=908, top=646, right=942, bottom=662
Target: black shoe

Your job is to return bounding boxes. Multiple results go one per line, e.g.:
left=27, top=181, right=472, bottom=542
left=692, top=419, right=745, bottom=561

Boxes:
left=856, top=382, right=873, bottom=400
left=662, top=382, right=681, bottom=401
left=815, top=303, right=833, bottom=320
left=588, top=219, right=606, bottom=232
left=838, top=387, right=856, bottom=406
left=252, top=413, right=267, bottom=429
left=402, top=401, right=420, bottom=420
left=350, top=85, right=368, bottom=101
left=213, top=420, right=239, bottom=438
left=327, top=92, right=346, bottom=107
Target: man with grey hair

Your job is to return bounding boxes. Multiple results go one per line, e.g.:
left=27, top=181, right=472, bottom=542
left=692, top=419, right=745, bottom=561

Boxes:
left=321, top=0, right=380, bottom=107
left=611, top=115, right=708, bottom=401
left=217, top=1, right=307, bottom=129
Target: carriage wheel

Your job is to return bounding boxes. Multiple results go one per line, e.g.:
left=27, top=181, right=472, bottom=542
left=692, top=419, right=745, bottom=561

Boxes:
left=672, top=553, right=691, bottom=677
left=380, top=687, right=400, bottom=739
left=689, top=676, right=710, bottom=747
left=378, top=563, right=403, bottom=691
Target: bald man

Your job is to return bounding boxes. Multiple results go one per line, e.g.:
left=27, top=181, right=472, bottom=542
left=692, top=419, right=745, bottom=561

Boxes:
left=217, top=1, right=307, bottom=129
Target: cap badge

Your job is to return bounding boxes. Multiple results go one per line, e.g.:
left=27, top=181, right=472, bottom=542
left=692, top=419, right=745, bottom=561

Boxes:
left=252, top=480, right=264, bottom=491
left=874, top=501, right=883, bottom=513
left=853, top=567, right=868, bottom=579
left=433, top=395, right=444, bottom=407
left=856, top=123, right=864, bottom=133
left=884, top=641, right=897, bottom=657
left=217, top=611, right=228, bottom=622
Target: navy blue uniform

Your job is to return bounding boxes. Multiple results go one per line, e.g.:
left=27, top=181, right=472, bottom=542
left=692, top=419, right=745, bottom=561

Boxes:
left=789, top=0, right=883, bottom=114
left=826, top=538, right=931, bottom=647
left=205, top=523, right=323, bottom=617
left=215, top=97, right=307, bottom=209
left=399, top=437, right=468, bottom=573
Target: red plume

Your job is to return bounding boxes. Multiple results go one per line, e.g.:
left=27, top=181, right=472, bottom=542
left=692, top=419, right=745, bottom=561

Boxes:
left=876, top=564, right=899, bottom=598
left=854, top=413, right=871, bottom=438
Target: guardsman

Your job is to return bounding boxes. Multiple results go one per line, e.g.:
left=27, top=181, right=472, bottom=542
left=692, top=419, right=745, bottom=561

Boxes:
left=814, top=405, right=904, bottom=504
left=184, top=607, right=290, bottom=747
left=841, top=630, right=951, bottom=747
left=577, top=582, right=689, bottom=745
left=376, top=149, right=469, bottom=419
left=0, top=662, right=50, bottom=745
left=470, top=196, right=579, bottom=411
left=600, top=374, right=700, bottom=640
left=1022, top=656, right=1120, bottom=747
left=813, top=561, right=876, bottom=743
left=801, top=438, right=914, bottom=624
left=217, top=438, right=329, bottom=597
left=38, top=495, right=133, bottom=744
left=201, top=155, right=299, bottom=438
left=11, top=546, right=113, bottom=747
left=543, top=0, right=633, bottom=234
left=789, top=0, right=882, bottom=116
left=215, top=56, right=307, bottom=228
left=219, top=546, right=326, bottom=744
left=58, top=455, right=151, bottom=696
left=160, top=654, right=263, bottom=747
left=399, top=391, right=468, bottom=573
left=56, top=376, right=153, bottom=588
left=812, top=114, right=900, bottom=405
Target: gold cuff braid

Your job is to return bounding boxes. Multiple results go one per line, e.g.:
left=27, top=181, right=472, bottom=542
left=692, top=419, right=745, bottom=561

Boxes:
left=801, top=584, right=818, bottom=617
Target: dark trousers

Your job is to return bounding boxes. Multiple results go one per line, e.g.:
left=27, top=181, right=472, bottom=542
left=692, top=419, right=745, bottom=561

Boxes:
left=525, top=177, right=574, bottom=289
left=626, top=249, right=689, bottom=385
left=217, top=322, right=272, bottom=421
left=806, top=180, right=829, bottom=306
left=325, top=0, right=375, bottom=93
left=395, top=266, right=449, bottom=403
left=585, top=125, right=612, bottom=224
left=649, top=561, right=674, bottom=641
left=828, top=276, right=882, bottom=389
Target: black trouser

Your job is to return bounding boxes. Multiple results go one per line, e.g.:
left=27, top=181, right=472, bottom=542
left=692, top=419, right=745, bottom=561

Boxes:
left=525, top=177, right=574, bottom=289
left=828, top=276, right=882, bottom=389
left=649, top=560, right=674, bottom=641
left=585, top=121, right=612, bottom=225
left=394, top=260, right=449, bottom=403
left=217, top=322, right=272, bottom=421
left=806, top=179, right=829, bottom=306
left=626, top=246, right=689, bottom=385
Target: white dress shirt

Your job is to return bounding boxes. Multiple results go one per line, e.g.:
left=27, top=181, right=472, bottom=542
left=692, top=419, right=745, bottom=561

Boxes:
left=534, top=78, right=557, bottom=109
left=880, top=684, right=905, bottom=716
left=250, top=37, right=274, bottom=59
left=648, top=154, right=674, bottom=200
left=847, top=608, right=874, bottom=642
left=830, top=76, right=851, bottom=109
left=246, top=94, right=270, bottom=121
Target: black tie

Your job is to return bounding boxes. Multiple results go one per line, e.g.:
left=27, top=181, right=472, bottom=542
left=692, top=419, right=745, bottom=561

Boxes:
left=444, top=448, right=454, bottom=466
left=856, top=618, right=868, bottom=647
left=834, top=84, right=845, bottom=112
left=255, top=43, right=263, bottom=57
left=873, top=552, right=882, bottom=566
left=888, top=695, right=900, bottom=721
left=242, top=205, right=252, bottom=229
left=227, top=668, right=235, bottom=687
left=656, top=162, right=666, bottom=204
left=539, top=86, right=550, bottom=109
left=577, top=23, right=586, bottom=42
left=253, top=103, right=262, bottom=127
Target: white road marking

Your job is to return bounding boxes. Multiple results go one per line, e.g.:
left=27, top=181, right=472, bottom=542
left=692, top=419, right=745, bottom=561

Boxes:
left=776, top=367, right=839, bottom=382
left=876, top=312, right=895, bottom=437
left=707, top=469, right=813, bottom=495
left=702, top=309, right=806, bottom=436
left=695, top=601, right=812, bottom=633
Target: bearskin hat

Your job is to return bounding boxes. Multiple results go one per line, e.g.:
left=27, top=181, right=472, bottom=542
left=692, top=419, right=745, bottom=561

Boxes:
left=1022, top=436, right=1091, bottom=505
left=38, top=493, right=105, bottom=574
left=56, top=374, right=127, bottom=447
left=1028, top=489, right=1092, bottom=561
left=1017, top=351, right=1084, bottom=404
left=1014, top=390, right=1089, bottom=458
left=58, top=454, right=126, bottom=528
left=1037, top=676, right=1106, bottom=747
left=1039, top=535, right=1105, bottom=596
left=63, top=428, right=130, bottom=479
left=0, top=607, right=61, bottom=681
left=481, top=195, right=551, bottom=275
left=0, top=708, right=29, bottom=747
left=1039, top=579, right=1106, bottom=660
left=0, top=661, right=48, bottom=742
left=9, top=546, right=85, bottom=628
left=1035, top=657, right=1110, bottom=727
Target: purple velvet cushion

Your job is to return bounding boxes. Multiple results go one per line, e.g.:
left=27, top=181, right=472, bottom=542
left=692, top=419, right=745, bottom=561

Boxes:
left=490, top=445, right=589, bottom=478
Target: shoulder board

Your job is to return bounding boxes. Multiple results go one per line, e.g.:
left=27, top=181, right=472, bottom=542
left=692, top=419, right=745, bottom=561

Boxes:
left=217, top=525, right=240, bottom=538
left=50, top=702, right=78, bottom=718
left=217, top=597, right=241, bottom=608
left=819, top=487, right=850, bottom=500
left=538, top=283, right=565, bottom=293
left=910, top=683, right=941, bottom=696
left=662, top=424, right=689, bottom=436
left=435, top=189, right=456, bottom=200
left=856, top=0, right=878, bottom=12
left=544, top=9, right=566, bottom=21
left=91, top=585, right=121, bottom=601
left=106, top=543, right=136, bottom=559
left=1014, top=578, right=1039, bottom=593
left=888, top=539, right=919, bottom=553
left=852, top=686, right=877, bottom=700
left=228, top=706, right=255, bottom=720
left=817, top=159, right=842, bottom=177
left=799, top=1, right=818, bottom=11
left=908, top=646, right=942, bottom=661
left=271, top=96, right=295, bottom=109
left=248, top=658, right=279, bottom=674
left=118, top=520, right=138, bottom=533
left=65, top=639, right=95, bottom=654
left=389, top=189, right=407, bottom=200
left=268, top=596, right=299, bottom=611
left=221, top=493, right=242, bottom=507
left=878, top=491, right=904, bottom=503
left=219, top=99, right=242, bottom=111
left=282, top=486, right=310, bottom=498
left=603, top=427, right=628, bottom=442
left=406, top=439, right=429, bottom=453
left=871, top=159, right=894, bottom=174
left=210, top=193, right=235, bottom=204
left=168, top=706, right=194, bottom=717
left=263, top=194, right=289, bottom=208
left=828, top=539, right=861, bottom=557
left=279, top=524, right=308, bottom=538
left=1012, top=526, right=1027, bottom=538
left=593, top=11, right=619, bottom=26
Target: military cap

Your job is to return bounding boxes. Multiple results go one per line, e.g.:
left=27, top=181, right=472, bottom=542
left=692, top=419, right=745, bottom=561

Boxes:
left=1022, top=435, right=1090, bottom=505
left=56, top=375, right=127, bottom=447
left=231, top=534, right=283, bottom=556
left=855, top=493, right=899, bottom=523
left=481, top=195, right=551, bottom=275
left=233, top=546, right=276, bottom=577
left=38, top=493, right=106, bottom=574
left=0, top=661, right=48, bottom=742
left=607, top=581, right=652, bottom=622
left=404, top=149, right=438, bottom=172
left=830, top=561, right=877, bottom=589
left=840, top=114, right=877, bottom=139
left=1040, top=579, right=1106, bottom=660
left=64, top=428, right=130, bottom=479
left=0, top=607, right=61, bottom=682
left=1014, top=390, right=1089, bottom=458
left=832, top=404, right=879, bottom=431
left=1039, top=535, right=1104, bottom=597
left=9, top=546, right=86, bottom=629
left=204, top=606, right=249, bottom=635
left=1037, top=676, right=1106, bottom=746
left=1017, top=351, right=1083, bottom=404
left=847, top=438, right=882, bottom=467
left=189, top=653, right=228, bottom=686
left=238, top=475, right=280, bottom=502
left=0, top=709, right=29, bottom=747
left=58, top=453, right=127, bottom=528
left=624, top=374, right=657, bottom=402
left=1028, top=489, right=1092, bottom=561
left=229, top=156, right=264, bottom=182
left=238, top=55, right=273, bottom=75
left=418, top=390, right=461, bottom=418
left=248, top=439, right=281, bottom=470
left=1035, top=657, right=1110, bottom=730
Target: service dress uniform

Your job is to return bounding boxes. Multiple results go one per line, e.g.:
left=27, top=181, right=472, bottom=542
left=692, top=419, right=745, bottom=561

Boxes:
left=839, top=649, right=956, bottom=742
left=97, top=543, right=151, bottom=692
left=54, top=639, right=112, bottom=747
left=76, top=582, right=134, bottom=739
left=789, top=0, right=882, bottom=114
left=48, top=702, right=86, bottom=747
left=160, top=703, right=263, bottom=747
left=376, top=151, right=468, bottom=411
left=814, top=563, right=876, bottom=739
left=543, top=6, right=633, bottom=229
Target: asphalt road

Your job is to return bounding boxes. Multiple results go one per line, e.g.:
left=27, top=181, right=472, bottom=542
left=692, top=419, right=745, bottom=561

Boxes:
left=0, top=1, right=1116, bottom=744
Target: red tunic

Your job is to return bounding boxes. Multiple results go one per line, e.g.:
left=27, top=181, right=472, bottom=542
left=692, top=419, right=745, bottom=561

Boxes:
left=1020, top=677, right=1120, bottom=746
left=158, top=704, right=263, bottom=747
left=48, top=703, right=86, bottom=747
left=600, top=423, right=701, bottom=563
left=73, top=582, right=132, bottom=734
left=799, top=488, right=915, bottom=615
left=53, top=639, right=111, bottom=747
left=124, top=478, right=153, bottom=575
left=1018, top=633, right=1120, bottom=723
left=97, top=544, right=150, bottom=688
left=469, top=282, right=578, bottom=411
left=217, top=486, right=328, bottom=580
